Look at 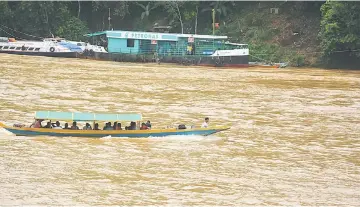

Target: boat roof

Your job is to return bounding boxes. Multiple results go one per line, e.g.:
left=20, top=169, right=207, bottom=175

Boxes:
left=35, top=111, right=142, bottom=122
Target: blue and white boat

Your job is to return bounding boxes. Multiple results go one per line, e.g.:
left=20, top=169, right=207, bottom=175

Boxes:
left=0, top=37, right=77, bottom=58
left=44, top=38, right=107, bottom=54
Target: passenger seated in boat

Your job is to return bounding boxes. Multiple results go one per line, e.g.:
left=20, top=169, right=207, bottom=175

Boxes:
left=146, top=120, right=151, bottom=129
left=140, top=123, right=148, bottom=130
left=103, top=122, right=111, bottom=130
left=64, top=123, right=70, bottom=129
left=104, top=122, right=113, bottom=130
left=93, top=123, right=100, bottom=130
left=71, top=121, right=79, bottom=130
left=32, top=119, right=43, bottom=128
left=129, top=121, right=136, bottom=130
left=44, top=121, right=52, bottom=128
left=125, top=122, right=135, bottom=130
left=83, top=123, right=92, bottom=130
left=115, top=123, right=122, bottom=130
left=113, top=122, right=117, bottom=130
left=53, top=121, right=62, bottom=129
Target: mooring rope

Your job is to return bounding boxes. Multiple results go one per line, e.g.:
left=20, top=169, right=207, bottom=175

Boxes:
left=0, top=24, right=44, bottom=39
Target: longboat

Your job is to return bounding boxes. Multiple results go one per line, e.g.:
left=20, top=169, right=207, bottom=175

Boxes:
left=0, top=111, right=230, bottom=138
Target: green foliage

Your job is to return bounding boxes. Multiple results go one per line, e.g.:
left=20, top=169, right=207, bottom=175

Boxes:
left=319, top=1, right=360, bottom=59
left=1, top=0, right=360, bottom=68
left=56, top=17, right=88, bottom=41
left=290, top=54, right=305, bottom=67
left=0, top=2, right=12, bottom=22
left=135, top=2, right=158, bottom=20
left=249, top=42, right=282, bottom=63
left=201, top=1, right=234, bottom=19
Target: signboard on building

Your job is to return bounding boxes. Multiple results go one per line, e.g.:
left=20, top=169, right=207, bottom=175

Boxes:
left=106, top=31, right=178, bottom=41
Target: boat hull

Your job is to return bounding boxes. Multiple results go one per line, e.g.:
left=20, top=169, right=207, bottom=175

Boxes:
left=197, top=55, right=249, bottom=68
left=93, top=53, right=250, bottom=68
left=0, top=123, right=229, bottom=138
left=0, top=50, right=78, bottom=58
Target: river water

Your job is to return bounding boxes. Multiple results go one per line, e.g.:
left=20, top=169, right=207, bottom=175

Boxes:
left=0, top=54, right=359, bottom=205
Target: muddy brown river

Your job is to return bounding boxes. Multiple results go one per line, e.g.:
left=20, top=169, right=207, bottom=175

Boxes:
left=0, top=54, right=359, bottom=205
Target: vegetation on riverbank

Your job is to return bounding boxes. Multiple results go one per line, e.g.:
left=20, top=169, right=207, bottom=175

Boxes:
left=0, top=1, right=359, bottom=68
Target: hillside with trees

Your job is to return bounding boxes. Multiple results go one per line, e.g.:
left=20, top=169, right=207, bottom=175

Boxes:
left=0, top=1, right=359, bottom=68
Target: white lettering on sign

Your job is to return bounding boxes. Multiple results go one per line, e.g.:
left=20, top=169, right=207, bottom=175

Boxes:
left=211, top=49, right=249, bottom=56
left=107, top=31, right=178, bottom=41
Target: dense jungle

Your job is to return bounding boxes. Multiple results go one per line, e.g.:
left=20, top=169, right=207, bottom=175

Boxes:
left=0, top=1, right=359, bottom=68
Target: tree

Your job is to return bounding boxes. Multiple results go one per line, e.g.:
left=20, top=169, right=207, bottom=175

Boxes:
left=78, top=0, right=81, bottom=18
left=0, top=2, right=13, bottom=36
left=56, top=16, right=88, bottom=41
left=201, top=1, right=234, bottom=20
left=91, top=1, right=129, bottom=30
left=319, top=1, right=360, bottom=66
left=162, top=1, right=185, bottom=34
left=12, top=1, right=72, bottom=38
left=135, top=2, right=158, bottom=20
left=182, top=1, right=200, bottom=34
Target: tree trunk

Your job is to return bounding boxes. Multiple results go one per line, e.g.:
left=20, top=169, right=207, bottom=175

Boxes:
left=102, top=14, right=105, bottom=31
left=195, top=5, right=198, bottom=34
left=78, top=0, right=81, bottom=18
left=43, top=5, right=51, bottom=37
left=175, top=3, right=183, bottom=34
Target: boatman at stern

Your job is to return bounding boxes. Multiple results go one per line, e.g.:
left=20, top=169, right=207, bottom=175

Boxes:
left=201, top=117, right=209, bottom=128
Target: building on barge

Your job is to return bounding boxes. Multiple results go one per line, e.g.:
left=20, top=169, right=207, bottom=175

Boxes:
left=85, top=30, right=249, bottom=68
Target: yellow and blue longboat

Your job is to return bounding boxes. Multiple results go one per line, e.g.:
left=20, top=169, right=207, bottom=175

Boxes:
left=0, top=111, right=230, bottom=138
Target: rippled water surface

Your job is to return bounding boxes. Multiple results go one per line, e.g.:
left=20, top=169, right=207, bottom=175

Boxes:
left=1, top=54, right=360, bottom=205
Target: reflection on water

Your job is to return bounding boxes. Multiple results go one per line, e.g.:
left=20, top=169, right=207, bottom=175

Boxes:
left=0, top=54, right=360, bottom=205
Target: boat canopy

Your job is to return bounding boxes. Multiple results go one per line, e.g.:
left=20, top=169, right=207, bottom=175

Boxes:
left=34, top=111, right=142, bottom=122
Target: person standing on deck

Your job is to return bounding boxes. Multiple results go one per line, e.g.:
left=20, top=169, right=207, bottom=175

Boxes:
left=201, top=117, right=209, bottom=128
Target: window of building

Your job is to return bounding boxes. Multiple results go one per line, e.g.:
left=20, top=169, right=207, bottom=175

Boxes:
left=15, top=47, right=21, bottom=50
left=0, top=46, right=3, bottom=49
left=35, top=48, right=40, bottom=51
left=127, top=39, right=135, bottom=47
left=28, top=47, right=34, bottom=51
left=3, top=46, right=9, bottom=49
left=9, top=47, right=15, bottom=49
